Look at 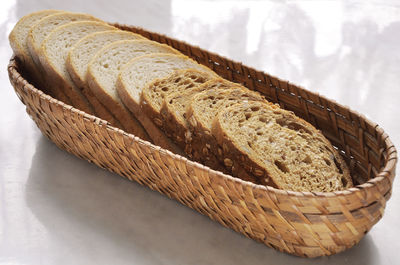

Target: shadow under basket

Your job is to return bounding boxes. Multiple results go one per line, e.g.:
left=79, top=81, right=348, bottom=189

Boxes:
left=7, top=23, right=397, bottom=258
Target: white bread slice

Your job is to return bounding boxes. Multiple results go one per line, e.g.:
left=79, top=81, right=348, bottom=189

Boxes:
left=8, top=10, right=61, bottom=87
left=67, top=30, right=145, bottom=89
left=39, top=21, right=117, bottom=115
left=86, top=40, right=181, bottom=142
left=116, top=53, right=217, bottom=152
left=27, top=11, right=102, bottom=102
left=118, top=53, right=217, bottom=115
left=65, top=31, right=144, bottom=128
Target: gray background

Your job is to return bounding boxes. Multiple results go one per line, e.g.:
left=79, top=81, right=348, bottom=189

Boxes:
left=0, top=0, right=399, bottom=264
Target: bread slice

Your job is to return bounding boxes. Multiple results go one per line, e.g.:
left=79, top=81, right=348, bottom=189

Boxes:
left=8, top=10, right=61, bottom=88
left=27, top=11, right=102, bottom=102
left=39, top=21, right=117, bottom=115
left=116, top=53, right=217, bottom=151
left=139, top=69, right=215, bottom=152
left=181, top=80, right=261, bottom=169
left=86, top=40, right=181, bottom=142
left=212, top=101, right=353, bottom=192
left=159, top=79, right=220, bottom=151
left=67, top=30, right=145, bottom=89
left=141, top=69, right=216, bottom=123
left=66, top=30, right=144, bottom=129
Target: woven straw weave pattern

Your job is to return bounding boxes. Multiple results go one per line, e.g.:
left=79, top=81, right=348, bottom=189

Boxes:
left=7, top=24, right=397, bottom=258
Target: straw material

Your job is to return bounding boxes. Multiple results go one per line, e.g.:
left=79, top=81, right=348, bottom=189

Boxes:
left=7, top=23, right=397, bottom=258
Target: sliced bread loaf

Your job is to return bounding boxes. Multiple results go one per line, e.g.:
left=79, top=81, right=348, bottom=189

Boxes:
left=116, top=53, right=217, bottom=151
left=66, top=30, right=144, bottom=129
left=8, top=9, right=61, bottom=88
left=39, top=21, right=117, bottom=115
left=27, top=11, right=102, bottom=102
left=212, top=101, right=353, bottom=192
left=86, top=40, right=180, bottom=141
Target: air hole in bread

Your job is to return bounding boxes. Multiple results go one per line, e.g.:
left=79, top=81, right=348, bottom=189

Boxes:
left=341, top=176, right=348, bottom=186
left=324, top=158, right=331, bottom=166
left=288, top=122, right=312, bottom=135
left=175, top=78, right=181, bottom=83
left=187, top=83, right=194, bottom=88
left=103, top=63, right=109, bottom=69
left=251, top=106, right=260, bottom=112
left=245, top=113, right=251, bottom=120
left=275, top=118, right=285, bottom=127
left=161, top=87, right=168, bottom=91
left=274, top=160, right=289, bottom=173
left=290, top=145, right=296, bottom=151
left=259, top=117, right=267, bottom=123
left=247, top=141, right=252, bottom=148
left=303, top=155, right=312, bottom=164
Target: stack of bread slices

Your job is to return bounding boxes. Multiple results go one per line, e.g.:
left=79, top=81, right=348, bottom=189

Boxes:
left=9, top=10, right=353, bottom=192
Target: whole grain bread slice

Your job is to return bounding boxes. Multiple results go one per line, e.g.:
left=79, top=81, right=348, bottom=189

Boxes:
left=141, top=69, right=216, bottom=123
left=66, top=30, right=144, bottom=129
left=86, top=40, right=181, bottom=141
left=184, top=81, right=265, bottom=182
left=139, top=69, right=215, bottom=153
left=27, top=11, right=102, bottom=102
left=140, top=71, right=256, bottom=182
left=117, top=53, right=217, bottom=151
left=8, top=9, right=61, bottom=88
left=39, top=21, right=117, bottom=115
left=212, top=101, right=353, bottom=192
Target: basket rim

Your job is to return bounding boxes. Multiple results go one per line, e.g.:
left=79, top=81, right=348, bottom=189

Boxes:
left=8, top=52, right=397, bottom=199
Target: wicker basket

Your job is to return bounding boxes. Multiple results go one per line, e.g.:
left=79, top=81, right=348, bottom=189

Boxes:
left=7, top=23, right=397, bottom=258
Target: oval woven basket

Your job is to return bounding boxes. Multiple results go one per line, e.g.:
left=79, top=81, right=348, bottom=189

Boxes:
left=7, top=23, right=397, bottom=258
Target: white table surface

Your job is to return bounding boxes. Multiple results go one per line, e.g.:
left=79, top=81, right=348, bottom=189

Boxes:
left=1, top=0, right=399, bottom=264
